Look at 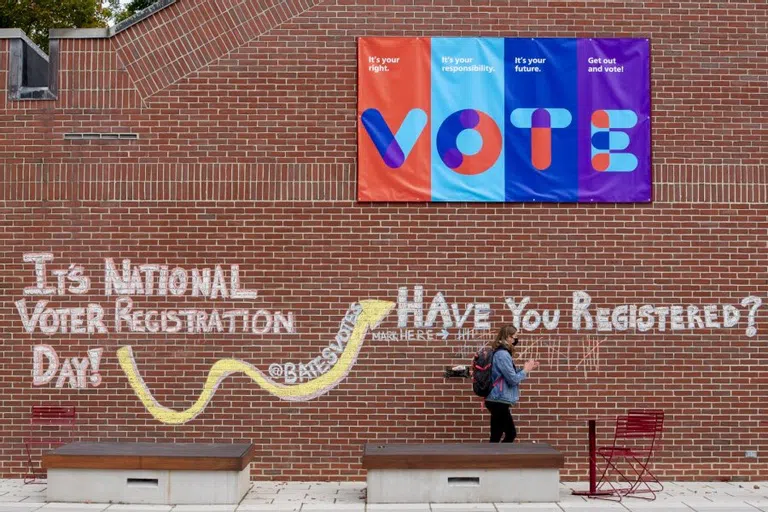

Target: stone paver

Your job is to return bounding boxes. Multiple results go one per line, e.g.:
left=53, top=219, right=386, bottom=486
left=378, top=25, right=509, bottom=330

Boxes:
left=106, top=506, right=173, bottom=512
left=0, top=480, right=766, bottom=511
left=366, top=505, right=431, bottom=512
left=428, top=504, right=496, bottom=511
left=37, top=505, right=109, bottom=512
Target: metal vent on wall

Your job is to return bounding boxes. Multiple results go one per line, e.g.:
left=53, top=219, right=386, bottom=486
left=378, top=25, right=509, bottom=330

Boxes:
left=64, top=133, right=139, bottom=140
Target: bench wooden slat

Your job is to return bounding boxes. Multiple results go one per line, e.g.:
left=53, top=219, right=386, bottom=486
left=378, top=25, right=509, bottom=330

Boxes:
left=362, top=443, right=564, bottom=470
left=42, top=442, right=256, bottom=471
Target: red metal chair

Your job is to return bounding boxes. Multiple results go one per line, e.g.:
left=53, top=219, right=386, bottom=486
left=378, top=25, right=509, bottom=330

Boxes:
left=625, top=409, right=665, bottom=496
left=593, top=409, right=664, bottom=500
left=24, top=406, right=77, bottom=484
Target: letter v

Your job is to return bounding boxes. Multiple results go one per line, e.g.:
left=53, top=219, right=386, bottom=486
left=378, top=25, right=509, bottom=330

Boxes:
left=16, top=299, right=47, bottom=334
left=361, top=108, right=427, bottom=169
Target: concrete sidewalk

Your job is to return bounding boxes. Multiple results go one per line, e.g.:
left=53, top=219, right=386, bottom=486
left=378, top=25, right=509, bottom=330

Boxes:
left=1, top=479, right=767, bottom=511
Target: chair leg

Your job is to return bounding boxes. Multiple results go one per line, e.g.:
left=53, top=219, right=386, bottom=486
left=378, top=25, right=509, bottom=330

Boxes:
left=23, top=442, right=45, bottom=484
left=593, top=453, right=634, bottom=501
left=634, top=456, right=663, bottom=492
left=23, top=442, right=33, bottom=484
left=622, top=455, right=662, bottom=500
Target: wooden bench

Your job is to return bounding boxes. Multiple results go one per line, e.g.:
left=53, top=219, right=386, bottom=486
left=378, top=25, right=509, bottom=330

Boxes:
left=43, top=442, right=256, bottom=505
left=363, top=442, right=564, bottom=503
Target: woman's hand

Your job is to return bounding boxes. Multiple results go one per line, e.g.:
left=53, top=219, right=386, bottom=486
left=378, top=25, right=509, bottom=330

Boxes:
left=523, top=359, right=540, bottom=373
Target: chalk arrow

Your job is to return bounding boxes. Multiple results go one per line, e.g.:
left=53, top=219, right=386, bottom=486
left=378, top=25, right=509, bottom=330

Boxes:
left=440, top=329, right=449, bottom=340
left=117, top=299, right=394, bottom=425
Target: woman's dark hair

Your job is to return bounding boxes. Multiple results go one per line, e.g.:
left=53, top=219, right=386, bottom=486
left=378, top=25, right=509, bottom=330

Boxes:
left=490, top=324, right=518, bottom=351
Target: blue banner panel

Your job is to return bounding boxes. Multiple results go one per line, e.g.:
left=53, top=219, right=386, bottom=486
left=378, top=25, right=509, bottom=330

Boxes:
left=504, top=38, right=578, bottom=202
left=430, top=38, right=505, bottom=202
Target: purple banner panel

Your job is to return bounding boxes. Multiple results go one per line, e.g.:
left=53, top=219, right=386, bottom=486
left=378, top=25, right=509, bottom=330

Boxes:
left=577, top=39, right=651, bottom=202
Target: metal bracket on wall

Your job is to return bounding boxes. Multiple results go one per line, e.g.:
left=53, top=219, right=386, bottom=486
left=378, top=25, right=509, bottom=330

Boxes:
left=444, top=366, right=470, bottom=379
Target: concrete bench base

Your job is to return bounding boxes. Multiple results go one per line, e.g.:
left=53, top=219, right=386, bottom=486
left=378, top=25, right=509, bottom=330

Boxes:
left=363, top=442, right=564, bottom=504
left=42, top=442, right=256, bottom=505
left=47, top=466, right=251, bottom=505
left=366, top=467, right=560, bottom=503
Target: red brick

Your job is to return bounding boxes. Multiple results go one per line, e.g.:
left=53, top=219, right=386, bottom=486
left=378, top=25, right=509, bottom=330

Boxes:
left=0, top=0, right=767, bottom=482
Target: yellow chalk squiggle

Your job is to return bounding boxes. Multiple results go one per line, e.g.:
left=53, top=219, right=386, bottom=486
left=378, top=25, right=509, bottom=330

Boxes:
left=117, top=300, right=393, bottom=424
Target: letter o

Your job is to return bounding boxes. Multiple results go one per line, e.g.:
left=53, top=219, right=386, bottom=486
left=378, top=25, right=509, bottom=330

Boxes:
left=436, top=109, right=502, bottom=175
left=168, top=268, right=188, bottom=295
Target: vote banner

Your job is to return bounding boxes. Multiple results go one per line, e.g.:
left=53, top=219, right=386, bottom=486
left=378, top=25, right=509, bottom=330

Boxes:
left=357, top=37, right=651, bottom=203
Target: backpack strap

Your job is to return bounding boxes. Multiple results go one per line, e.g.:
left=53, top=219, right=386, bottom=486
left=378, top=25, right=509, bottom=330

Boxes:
left=491, top=350, right=504, bottom=391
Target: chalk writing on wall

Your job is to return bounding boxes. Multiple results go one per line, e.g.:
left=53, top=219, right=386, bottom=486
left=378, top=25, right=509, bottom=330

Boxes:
left=454, top=334, right=604, bottom=375
left=397, top=285, right=764, bottom=337
left=514, top=335, right=606, bottom=376
left=33, top=345, right=103, bottom=388
left=268, top=303, right=366, bottom=384
left=398, top=286, right=490, bottom=329
left=18, top=260, right=765, bottom=423
left=372, top=328, right=450, bottom=342
left=455, top=328, right=496, bottom=359
left=16, top=254, right=294, bottom=336
left=118, top=300, right=393, bottom=424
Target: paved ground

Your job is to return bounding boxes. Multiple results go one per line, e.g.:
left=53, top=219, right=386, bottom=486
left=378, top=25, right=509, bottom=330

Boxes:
left=1, top=480, right=768, bottom=511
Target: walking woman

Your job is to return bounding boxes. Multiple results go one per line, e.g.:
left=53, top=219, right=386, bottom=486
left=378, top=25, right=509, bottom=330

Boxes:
left=485, top=325, right=539, bottom=443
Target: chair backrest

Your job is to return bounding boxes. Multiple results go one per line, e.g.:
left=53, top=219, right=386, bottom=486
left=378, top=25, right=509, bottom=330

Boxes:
left=615, top=410, right=663, bottom=439
left=629, top=409, right=664, bottom=432
left=30, top=406, right=77, bottom=426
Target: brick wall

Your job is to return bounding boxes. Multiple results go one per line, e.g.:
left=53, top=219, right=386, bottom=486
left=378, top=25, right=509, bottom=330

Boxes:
left=0, top=0, right=766, bottom=481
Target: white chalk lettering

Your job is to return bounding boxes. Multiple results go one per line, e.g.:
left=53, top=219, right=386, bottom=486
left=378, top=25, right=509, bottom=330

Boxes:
left=23, top=253, right=56, bottom=295
left=425, top=292, right=453, bottom=328
left=104, top=259, right=259, bottom=299
left=474, top=303, right=491, bottom=329
left=33, top=345, right=58, bottom=385
left=398, top=285, right=424, bottom=327
left=276, top=303, right=362, bottom=383
left=572, top=291, right=594, bottom=330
